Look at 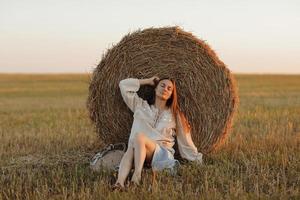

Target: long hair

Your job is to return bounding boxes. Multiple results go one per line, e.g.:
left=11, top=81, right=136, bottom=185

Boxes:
left=148, top=77, right=191, bottom=134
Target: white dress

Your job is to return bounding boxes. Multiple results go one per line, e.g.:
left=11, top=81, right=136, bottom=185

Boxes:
left=119, top=78, right=203, bottom=172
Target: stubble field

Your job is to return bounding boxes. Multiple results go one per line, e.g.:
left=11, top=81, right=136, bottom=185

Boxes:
left=0, top=74, right=299, bottom=199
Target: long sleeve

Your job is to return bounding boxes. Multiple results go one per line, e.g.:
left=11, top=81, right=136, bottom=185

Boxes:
left=176, top=113, right=203, bottom=164
left=119, top=78, right=145, bottom=113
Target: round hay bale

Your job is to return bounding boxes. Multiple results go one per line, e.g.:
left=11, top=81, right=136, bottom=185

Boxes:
left=87, top=26, right=239, bottom=154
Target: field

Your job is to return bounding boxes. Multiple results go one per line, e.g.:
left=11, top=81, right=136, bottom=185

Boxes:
left=0, top=73, right=299, bottom=199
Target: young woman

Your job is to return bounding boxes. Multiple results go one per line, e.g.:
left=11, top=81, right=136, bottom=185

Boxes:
left=113, top=76, right=203, bottom=189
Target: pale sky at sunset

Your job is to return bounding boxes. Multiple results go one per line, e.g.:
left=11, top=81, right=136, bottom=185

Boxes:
left=1, top=0, right=299, bottom=74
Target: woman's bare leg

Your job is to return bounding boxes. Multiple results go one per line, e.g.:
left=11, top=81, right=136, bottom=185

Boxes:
left=131, top=132, right=156, bottom=185
left=114, top=145, right=134, bottom=187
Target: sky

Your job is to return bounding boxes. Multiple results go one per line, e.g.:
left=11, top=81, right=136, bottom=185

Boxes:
left=0, top=0, right=299, bottom=74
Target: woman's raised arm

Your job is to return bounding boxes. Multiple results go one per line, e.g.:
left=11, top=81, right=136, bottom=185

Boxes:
left=119, top=77, right=157, bottom=112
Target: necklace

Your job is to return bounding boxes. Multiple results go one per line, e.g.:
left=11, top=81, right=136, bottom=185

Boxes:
left=153, top=105, right=166, bottom=113
left=157, top=109, right=164, bottom=115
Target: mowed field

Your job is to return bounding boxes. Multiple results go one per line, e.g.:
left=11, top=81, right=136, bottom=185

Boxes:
left=0, top=74, right=299, bottom=199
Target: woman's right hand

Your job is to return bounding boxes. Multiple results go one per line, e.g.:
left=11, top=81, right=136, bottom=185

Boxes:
left=148, top=75, right=160, bottom=86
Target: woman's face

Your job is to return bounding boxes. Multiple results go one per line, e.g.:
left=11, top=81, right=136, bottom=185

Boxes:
left=155, top=79, right=174, bottom=101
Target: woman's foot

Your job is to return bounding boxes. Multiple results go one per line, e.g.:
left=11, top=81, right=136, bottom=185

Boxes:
left=112, top=182, right=125, bottom=191
left=130, top=172, right=142, bottom=186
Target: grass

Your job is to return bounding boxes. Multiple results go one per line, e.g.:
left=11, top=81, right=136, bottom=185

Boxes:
left=0, top=73, right=299, bottom=199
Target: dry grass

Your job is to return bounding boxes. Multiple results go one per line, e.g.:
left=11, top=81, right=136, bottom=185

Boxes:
left=0, top=73, right=299, bottom=199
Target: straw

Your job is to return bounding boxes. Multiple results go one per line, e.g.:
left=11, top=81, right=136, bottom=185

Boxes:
left=86, top=26, right=239, bottom=154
